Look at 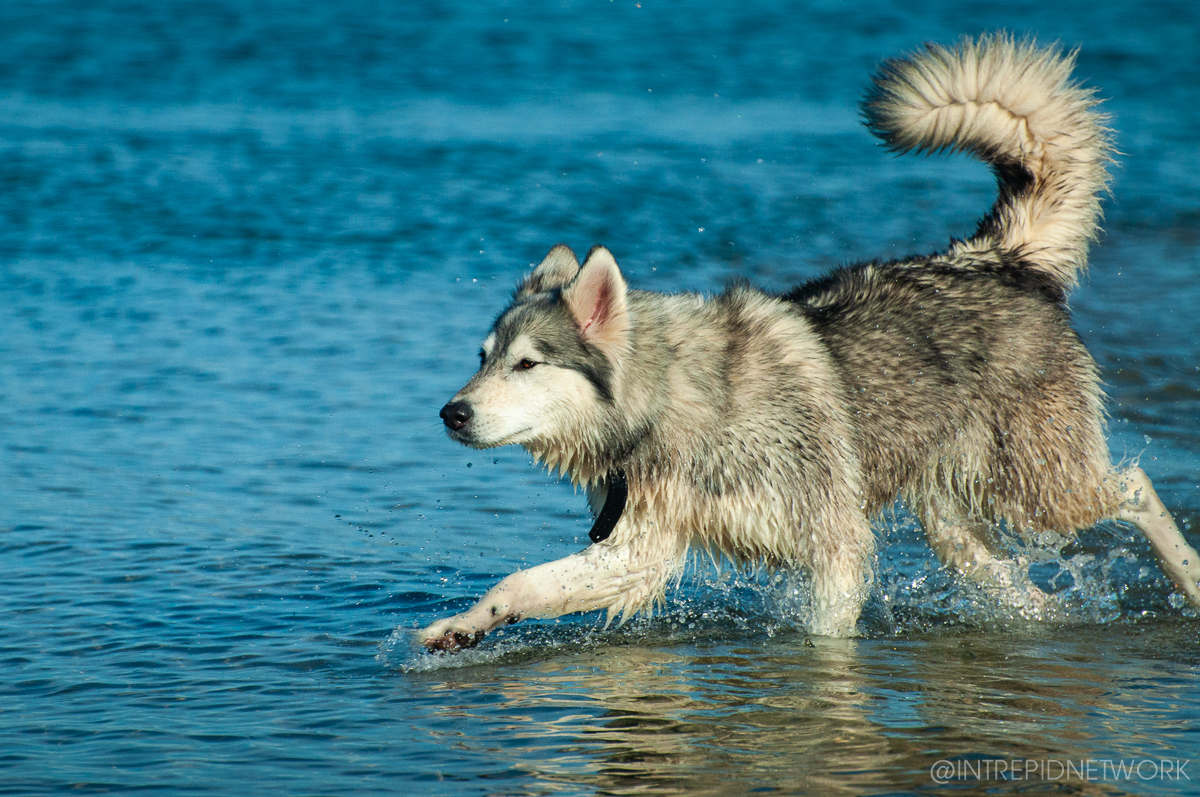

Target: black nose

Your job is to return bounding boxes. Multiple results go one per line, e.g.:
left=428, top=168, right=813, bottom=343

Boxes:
left=440, top=401, right=473, bottom=431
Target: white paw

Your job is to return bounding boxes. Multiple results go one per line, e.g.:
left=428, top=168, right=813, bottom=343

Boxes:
left=420, top=617, right=485, bottom=653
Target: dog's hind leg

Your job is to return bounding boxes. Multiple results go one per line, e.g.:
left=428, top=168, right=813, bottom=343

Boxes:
left=1113, top=465, right=1200, bottom=609
left=922, top=514, right=1050, bottom=617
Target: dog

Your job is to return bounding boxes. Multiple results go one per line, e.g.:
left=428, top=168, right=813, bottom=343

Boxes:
left=421, top=33, right=1200, bottom=652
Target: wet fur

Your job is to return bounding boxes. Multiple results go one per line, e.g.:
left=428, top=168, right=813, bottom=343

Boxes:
left=422, top=34, right=1200, bottom=651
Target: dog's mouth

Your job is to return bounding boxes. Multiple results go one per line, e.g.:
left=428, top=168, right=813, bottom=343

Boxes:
left=446, top=425, right=533, bottom=449
left=444, top=425, right=483, bottom=447
left=440, top=399, right=536, bottom=448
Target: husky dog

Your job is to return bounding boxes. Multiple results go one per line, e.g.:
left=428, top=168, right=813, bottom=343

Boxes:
left=422, top=34, right=1200, bottom=651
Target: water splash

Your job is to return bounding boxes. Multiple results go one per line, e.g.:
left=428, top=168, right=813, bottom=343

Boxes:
left=386, top=516, right=1197, bottom=670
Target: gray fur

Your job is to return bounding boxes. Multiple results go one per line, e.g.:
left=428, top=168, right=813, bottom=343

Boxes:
left=422, top=34, right=1200, bottom=652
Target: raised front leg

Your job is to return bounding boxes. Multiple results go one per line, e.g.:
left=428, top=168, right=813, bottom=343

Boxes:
left=421, top=537, right=686, bottom=652
left=1115, top=465, right=1200, bottom=609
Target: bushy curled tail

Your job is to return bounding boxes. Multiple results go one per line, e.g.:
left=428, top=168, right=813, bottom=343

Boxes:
left=862, top=33, right=1113, bottom=290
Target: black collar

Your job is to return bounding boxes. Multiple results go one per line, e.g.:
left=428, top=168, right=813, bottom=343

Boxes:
left=588, top=469, right=627, bottom=544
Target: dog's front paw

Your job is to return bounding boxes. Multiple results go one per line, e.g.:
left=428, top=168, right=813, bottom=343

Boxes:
left=420, top=616, right=487, bottom=653
left=424, top=628, right=485, bottom=653
left=420, top=580, right=527, bottom=652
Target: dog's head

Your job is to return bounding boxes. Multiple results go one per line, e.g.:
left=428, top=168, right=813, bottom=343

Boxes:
left=439, top=245, right=630, bottom=455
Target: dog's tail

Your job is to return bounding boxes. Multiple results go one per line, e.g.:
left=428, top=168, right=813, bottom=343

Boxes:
left=862, top=33, right=1112, bottom=290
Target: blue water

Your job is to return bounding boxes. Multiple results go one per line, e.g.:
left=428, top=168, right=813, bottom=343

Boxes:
left=3, top=1, right=1199, bottom=794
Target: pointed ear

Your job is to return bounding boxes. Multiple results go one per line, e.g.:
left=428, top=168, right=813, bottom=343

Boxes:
left=562, top=246, right=629, bottom=355
left=516, top=244, right=579, bottom=299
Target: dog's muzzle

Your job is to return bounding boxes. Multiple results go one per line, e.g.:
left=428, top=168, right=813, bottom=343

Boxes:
left=440, top=401, right=473, bottom=432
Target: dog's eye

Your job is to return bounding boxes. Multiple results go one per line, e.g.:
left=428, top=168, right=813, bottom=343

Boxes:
left=478, top=350, right=487, bottom=366
left=516, top=358, right=538, bottom=371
